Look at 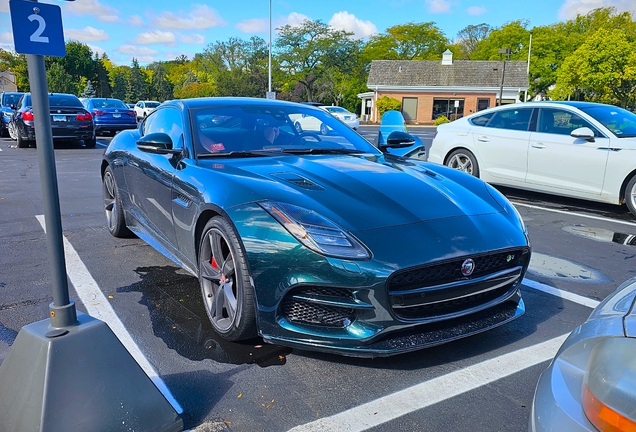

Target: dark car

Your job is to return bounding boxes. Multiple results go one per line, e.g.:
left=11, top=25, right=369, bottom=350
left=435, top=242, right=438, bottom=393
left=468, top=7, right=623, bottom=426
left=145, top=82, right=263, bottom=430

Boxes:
left=81, top=97, right=137, bottom=136
left=11, top=93, right=96, bottom=148
left=1, top=92, right=23, bottom=138
left=101, top=97, right=531, bottom=357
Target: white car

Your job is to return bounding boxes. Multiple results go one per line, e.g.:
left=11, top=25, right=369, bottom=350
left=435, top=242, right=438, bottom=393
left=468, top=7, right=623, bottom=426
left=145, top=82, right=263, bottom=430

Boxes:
left=289, top=112, right=330, bottom=135
left=429, top=101, right=636, bottom=216
left=320, top=106, right=360, bottom=130
left=134, top=100, right=160, bottom=120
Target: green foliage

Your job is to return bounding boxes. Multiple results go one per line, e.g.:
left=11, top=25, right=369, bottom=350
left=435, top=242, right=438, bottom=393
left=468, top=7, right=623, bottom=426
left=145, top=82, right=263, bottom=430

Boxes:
left=551, top=28, right=636, bottom=107
left=455, top=24, right=493, bottom=59
left=434, top=115, right=450, bottom=125
left=376, top=96, right=401, bottom=116
left=125, top=58, right=149, bottom=102
left=471, top=20, right=530, bottom=61
left=46, top=63, right=76, bottom=94
left=362, top=22, right=449, bottom=61
left=148, top=63, right=173, bottom=101
left=0, top=49, right=28, bottom=91
left=174, top=82, right=217, bottom=99
left=111, top=67, right=128, bottom=101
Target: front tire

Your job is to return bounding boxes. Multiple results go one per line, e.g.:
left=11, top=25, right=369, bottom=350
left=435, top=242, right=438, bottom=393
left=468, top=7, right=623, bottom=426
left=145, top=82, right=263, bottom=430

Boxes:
left=446, top=149, right=479, bottom=177
left=625, top=176, right=636, bottom=217
left=102, top=166, right=132, bottom=237
left=198, top=217, right=256, bottom=341
left=7, top=122, right=18, bottom=140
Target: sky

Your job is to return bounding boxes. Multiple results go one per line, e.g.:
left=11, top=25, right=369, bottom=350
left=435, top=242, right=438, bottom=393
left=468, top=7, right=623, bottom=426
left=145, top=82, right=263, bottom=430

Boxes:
left=1, top=0, right=635, bottom=66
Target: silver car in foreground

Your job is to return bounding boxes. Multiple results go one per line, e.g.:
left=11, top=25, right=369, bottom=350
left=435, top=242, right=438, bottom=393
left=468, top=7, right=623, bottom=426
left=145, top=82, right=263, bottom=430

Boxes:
left=530, top=277, right=636, bottom=431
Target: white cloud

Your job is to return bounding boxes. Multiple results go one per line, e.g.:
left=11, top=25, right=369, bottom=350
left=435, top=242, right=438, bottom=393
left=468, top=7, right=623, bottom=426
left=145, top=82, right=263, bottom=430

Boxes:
left=133, top=30, right=177, bottom=46
left=87, top=44, right=107, bottom=57
left=0, top=32, right=13, bottom=44
left=467, top=6, right=487, bottom=15
left=64, top=0, right=120, bottom=22
left=426, top=0, right=452, bottom=13
left=116, top=45, right=159, bottom=56
left=152, top=5, right=226, bottom=30
left=328, top=11, right=378, bottom=39
left=284, top=12, right=311, bottom=27
left=236, top=18, right=269, bottom=34
left=129, top=16, right=145, bottom=27
left=65, top=26, right=109, bottom=42
left=558, top=0, right=636, bottom=19
left=178, top=34, right=205, bottom=44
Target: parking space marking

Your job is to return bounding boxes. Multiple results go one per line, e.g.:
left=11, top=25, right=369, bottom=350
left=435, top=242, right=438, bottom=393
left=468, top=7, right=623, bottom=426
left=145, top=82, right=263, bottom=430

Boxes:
left=288, top=333, right=569, bottom=432
left=513, top=202, right=636, bottom=228
left=523, top=278, right=601, bottom=309
left=35, top=215, right=183, bottom=414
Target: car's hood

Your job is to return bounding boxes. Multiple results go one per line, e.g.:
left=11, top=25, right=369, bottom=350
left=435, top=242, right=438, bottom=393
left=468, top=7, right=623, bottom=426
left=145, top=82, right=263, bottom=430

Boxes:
left=198, top=153, right=503, bottom=231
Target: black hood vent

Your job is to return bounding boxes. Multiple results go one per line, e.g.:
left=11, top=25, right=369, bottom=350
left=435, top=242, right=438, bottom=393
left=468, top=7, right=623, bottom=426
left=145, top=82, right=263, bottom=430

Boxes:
left=270, top=172, right=324, bottom=190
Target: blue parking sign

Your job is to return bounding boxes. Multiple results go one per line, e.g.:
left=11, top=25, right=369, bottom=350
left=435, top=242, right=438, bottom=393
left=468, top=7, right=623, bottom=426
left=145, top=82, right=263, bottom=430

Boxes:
left=10, top=0, right=66, bottom=57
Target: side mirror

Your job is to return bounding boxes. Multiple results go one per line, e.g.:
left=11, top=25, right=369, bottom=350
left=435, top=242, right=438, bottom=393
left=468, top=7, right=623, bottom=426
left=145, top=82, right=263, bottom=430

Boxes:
left=571, top=127, right=595, bottom=142
left=378, top=131, right=416, bottom=152
left=136, top=132, right=181, bottom=155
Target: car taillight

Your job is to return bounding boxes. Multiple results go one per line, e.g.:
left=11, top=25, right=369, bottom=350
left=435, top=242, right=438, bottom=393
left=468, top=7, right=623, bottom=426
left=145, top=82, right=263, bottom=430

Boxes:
left=22, top=111, right=34, bottom=121
left=93, top=110, right=106, bottom=116
left=76, top=112, right=92, bottom=121
left=125, top=111, right=136, bottom=117
left=581, top=338, right=636, bottom=432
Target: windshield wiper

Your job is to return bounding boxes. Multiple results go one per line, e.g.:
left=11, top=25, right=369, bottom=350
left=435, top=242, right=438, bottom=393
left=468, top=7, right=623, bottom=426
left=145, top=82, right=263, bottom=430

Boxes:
left=197, top=150, right=279, bottom=158
left=280, top=148, right=364, bottom=155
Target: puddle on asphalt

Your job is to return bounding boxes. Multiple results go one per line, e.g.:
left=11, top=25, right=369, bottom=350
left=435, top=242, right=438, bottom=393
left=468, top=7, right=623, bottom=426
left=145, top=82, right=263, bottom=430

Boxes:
left=527, top=252, right=609, bottom=283
left=562, top=225, right=636, bottom=246
left=118, top=266, right=292, bottom=367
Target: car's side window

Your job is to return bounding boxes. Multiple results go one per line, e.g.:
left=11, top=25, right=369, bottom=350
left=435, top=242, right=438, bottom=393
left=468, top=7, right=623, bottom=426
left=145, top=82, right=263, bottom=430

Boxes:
left=486, top=108, right=532, bottom=131
left=143, top=107, right=184, bottom=149
left=538, top=109, right=601, bottom=137
left=470, top=112, right=494, bottom=127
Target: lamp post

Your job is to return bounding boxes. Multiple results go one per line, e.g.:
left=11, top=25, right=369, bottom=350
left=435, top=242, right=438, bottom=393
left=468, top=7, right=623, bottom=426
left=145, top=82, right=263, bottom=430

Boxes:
left=498, top=48, right=511, bottom=106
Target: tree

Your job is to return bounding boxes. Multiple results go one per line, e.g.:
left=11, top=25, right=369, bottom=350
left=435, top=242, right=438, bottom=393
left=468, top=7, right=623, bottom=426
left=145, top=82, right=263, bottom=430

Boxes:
left=46, top=62, right=76, bottom=94
left=174, top=82, right=216, bottom=98
left=111, top=67, right=129, bottom=101
left=0, top=49, right=29, bottom=91
left=362, top=22, right=449, bottom=61
left=80, top=80, right=96, bottom=98
left=470, top=20, right=531, bottom=60
left=276, top=19, right=359, bottom=102
left=148, top=63, right=173, bottom=101
left=551, top=28, right=636, bottom=107
left=47, top=41, right=96, bottom=94
left=126, top=58, right=148, bottom=102
left=454, top=24, right=492, bottom=59
left=94, top=54, right=112, bottom=98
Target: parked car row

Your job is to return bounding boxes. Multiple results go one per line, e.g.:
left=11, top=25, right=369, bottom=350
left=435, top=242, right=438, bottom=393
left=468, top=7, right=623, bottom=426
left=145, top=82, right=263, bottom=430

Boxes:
left=1, top=93, right=157, bottom=147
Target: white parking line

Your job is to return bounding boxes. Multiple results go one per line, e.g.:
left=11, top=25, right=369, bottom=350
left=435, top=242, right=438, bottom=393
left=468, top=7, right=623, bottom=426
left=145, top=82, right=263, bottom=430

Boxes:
left=513, top=202, right=636, bottom=228
left=288, top=333, right=569, bottom=432
left=35, top=215, right=183, bottom=414
left=523, top=278, right=600, bottom=309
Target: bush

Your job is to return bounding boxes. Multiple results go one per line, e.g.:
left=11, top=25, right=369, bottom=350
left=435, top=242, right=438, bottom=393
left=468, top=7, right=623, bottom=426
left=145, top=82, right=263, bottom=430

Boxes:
left=376, top=96, right=402, bottom=116
left=434, top=115, right=450, bottom=126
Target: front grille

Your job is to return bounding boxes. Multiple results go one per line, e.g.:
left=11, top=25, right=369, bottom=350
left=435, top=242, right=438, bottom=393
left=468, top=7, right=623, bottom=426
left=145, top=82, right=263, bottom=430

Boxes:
left=388, top=248, right=529, bottom=321
left=280, top=286, right=356, bottom=328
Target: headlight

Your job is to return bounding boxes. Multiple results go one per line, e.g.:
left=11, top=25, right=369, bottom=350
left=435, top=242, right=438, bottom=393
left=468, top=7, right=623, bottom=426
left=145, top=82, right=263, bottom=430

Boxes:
left=485, top=183, right=527, bottom=235
left=259, top=201, right=370, bottom=260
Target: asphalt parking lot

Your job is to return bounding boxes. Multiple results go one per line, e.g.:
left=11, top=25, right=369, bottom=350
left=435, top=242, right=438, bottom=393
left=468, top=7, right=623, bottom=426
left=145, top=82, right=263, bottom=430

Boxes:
left=1, top=128, right=635, bottom=431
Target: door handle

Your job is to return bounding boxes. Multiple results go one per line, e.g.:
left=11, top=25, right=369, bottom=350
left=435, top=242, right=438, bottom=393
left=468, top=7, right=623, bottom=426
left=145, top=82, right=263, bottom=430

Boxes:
left=532, top=143, right=546, bottom=149
left=477, top=136, right=490, bottom=142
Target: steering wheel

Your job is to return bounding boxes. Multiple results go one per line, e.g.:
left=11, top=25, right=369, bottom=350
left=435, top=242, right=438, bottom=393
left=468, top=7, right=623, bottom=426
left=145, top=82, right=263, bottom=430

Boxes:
left=289, top=132, right=322, bottom=146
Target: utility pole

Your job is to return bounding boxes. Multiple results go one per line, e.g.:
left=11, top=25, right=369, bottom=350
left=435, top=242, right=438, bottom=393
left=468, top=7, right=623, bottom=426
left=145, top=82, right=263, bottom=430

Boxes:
left=498, top=48, right=511, bottom=106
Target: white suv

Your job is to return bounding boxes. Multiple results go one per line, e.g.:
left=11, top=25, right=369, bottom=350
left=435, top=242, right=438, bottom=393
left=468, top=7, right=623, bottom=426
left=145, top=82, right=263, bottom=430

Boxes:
left=134, top=100, right=160, bottom=120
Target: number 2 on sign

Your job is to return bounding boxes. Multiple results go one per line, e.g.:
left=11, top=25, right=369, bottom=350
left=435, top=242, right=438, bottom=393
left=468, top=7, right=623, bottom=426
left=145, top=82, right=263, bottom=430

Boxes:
left=28, top=14, right=49, bottom=43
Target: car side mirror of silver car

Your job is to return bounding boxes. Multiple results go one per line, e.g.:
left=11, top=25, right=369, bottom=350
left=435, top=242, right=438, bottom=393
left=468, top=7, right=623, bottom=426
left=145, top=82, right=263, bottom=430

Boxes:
left=571, top=127, right=595, bottom=142
left=379, top=131, right=416, bottom=152
left=137, top=132, right=181, bottom=155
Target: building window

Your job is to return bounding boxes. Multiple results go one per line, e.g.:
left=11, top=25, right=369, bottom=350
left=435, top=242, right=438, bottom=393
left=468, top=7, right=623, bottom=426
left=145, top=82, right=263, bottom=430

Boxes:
left=432, top=98, right=464, bottom=121
left=477, top=98, right=490, bottom=111
left=402, top=97, right=418, bottom=122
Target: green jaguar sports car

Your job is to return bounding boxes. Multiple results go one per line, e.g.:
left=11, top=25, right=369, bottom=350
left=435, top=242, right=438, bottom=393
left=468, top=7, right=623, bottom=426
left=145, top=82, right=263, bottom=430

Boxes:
left=101, top=97, right=531, bottom=357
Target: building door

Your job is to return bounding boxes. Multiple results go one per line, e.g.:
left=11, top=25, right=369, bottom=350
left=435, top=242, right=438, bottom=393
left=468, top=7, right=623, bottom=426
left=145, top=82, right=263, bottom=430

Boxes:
left=477, top=98, right=490, bottom=111
left=402, top=97, right=418, bottom=122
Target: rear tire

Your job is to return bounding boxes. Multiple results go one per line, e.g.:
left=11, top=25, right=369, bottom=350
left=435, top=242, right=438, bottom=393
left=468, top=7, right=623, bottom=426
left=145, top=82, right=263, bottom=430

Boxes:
left=445, top=149, right=479, bottom=177
left=16, top=128, right=30, bottom=148
left=625, top=176, right=636, bottom=217
left=102, top=166, right=132, bottom=238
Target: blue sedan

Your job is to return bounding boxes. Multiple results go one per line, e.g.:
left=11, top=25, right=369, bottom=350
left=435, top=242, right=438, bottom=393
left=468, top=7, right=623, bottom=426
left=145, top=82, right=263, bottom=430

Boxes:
left=81, top=97, right=137, bottom=136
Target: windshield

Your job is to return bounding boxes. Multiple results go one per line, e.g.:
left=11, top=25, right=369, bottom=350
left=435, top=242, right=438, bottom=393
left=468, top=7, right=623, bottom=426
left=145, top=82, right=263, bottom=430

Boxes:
left=325, top=106, right=348, bottom=113
left=2, top=93, right=22, bottom=107
left=24, top=94, right=83, bottom=108
left=146, top=102, right=160, bottom=108
left=192, top=105, right=378, bottom=157
left=580, top=105, right=636, bottom=138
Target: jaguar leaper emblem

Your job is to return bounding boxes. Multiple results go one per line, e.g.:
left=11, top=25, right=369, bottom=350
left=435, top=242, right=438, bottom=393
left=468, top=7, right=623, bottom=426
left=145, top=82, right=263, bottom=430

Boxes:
left=461, top=259, right=475, bottom=276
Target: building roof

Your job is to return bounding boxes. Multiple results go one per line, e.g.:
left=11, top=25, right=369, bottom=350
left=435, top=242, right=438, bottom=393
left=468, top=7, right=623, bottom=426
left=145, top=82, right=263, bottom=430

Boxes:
left=367, top=59, right=529, bottom=89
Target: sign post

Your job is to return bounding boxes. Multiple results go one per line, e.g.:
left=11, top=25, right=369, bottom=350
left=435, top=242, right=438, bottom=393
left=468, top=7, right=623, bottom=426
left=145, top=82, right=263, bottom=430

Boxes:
left=0, top=2, right=183, bottom=430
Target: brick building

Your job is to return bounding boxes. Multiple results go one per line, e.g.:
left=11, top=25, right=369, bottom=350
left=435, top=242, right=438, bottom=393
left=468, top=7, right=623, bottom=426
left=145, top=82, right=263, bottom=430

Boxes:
left=358, top=50, right=529, bottom=124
